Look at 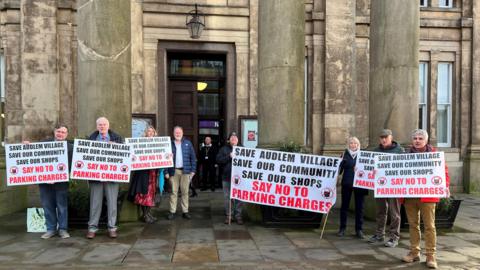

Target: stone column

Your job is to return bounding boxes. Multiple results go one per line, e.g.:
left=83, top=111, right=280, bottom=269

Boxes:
left=369, top=0, right=419, bottom=145
left=21, top=0, right=59, bottom=141
left=77, top=0, right=134, bottom=220
left=465, top=1, right=480, bottom=193
left=322, top=0, right=356, bottom=154
left=77, top=0, right=131, bottom=137
left=257, top=0, right=305, bottom=147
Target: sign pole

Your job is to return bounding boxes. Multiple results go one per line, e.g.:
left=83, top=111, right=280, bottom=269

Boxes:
left=320, top=211, right=329, bottom=239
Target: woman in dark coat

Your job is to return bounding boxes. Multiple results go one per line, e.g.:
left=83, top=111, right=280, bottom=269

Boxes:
left=128, top=126, right=160, bottom=223
left=337, top=136, right=368, bottom=239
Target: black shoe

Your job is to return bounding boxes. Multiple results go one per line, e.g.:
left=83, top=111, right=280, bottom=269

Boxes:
left=210, top=188, right=215, bottom=192
left=200, top=188, right=208, bottom=191
left=166, top=212, right=175, bottom=220
left=182, top=213, right=192, bottom=219
left=189, top=192, right=198, bottom=198
left=356, top=230, right=365, bottom=239
left=337, top=229, right=345, bottom=237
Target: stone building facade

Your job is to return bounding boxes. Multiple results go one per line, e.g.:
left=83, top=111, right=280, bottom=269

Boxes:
left=0, top=0, right=479, bottom=215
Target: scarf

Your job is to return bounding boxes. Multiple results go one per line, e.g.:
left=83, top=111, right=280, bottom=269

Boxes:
left=348, top=148, right=360, bottom=159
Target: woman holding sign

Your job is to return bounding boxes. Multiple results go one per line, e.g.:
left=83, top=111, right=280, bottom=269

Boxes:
left=337, top=137, right=368, bottom=239
left=128, top=126, right=161, bottom=224
left=402, top=129, right=450, bottom=269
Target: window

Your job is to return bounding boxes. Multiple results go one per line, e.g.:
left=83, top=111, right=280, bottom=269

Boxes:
left=438, top=0, right=453, bottom=8
left=419, top=62, right=428, bottom=130
left=437, top=62, right=452, bottom=147
left=420, top=0, right=428, bottom=7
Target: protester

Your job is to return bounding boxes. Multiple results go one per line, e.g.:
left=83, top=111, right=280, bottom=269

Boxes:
left=199, top=136, right=217, bottom=191
left=86, top=117, right=124, bottom=239
left=401, top=129, right=449, bottom=269
left=368, top=129, right=405, bottom=247
left=216, top=132, right=244, bottom=225
left=33, top=125, right=73, bottom=239
left=127, top=126, right=161, bottom=224
left=337, top=136, right=368, bottom=239
left=165, top=126, right=197, bottom=220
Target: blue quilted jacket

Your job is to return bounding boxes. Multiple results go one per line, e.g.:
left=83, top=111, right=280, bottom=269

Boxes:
left=167, top=138, right=197, bottom=175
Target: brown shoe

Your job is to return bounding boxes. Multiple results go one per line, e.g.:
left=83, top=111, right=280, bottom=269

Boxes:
left=236, top=217, right=244, bottom=225
left=224, top=217, right=232, bottom=224
left=426, top=255, right=438, bottom=269
left=108, top=230, right=118, bottom=238
left=402, top=252, right=420, bottom=263
left=86, top=231, right=96, bottom=239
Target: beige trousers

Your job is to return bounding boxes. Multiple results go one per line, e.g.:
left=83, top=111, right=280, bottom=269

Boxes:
left=169, top=169, right=191, bottom=213
left=404, top=198, right=436, bottom=255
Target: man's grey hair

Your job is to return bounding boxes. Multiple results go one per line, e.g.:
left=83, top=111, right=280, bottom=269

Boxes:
left=96, top=117, right=109, bottom=125
left=411, top=129, right=429, bottom=141
left=173, top=125, right=183, bottom=132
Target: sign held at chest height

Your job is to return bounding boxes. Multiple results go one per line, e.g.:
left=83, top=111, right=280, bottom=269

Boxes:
left=230, top=146, right=341, bottom=214
left=70, top=139, right=131, bottom=182
left=5, top=141, right=69, bottom=186
left=374, top=152, right=447, bottom=198
left=126, top=136, right=173, bottom=170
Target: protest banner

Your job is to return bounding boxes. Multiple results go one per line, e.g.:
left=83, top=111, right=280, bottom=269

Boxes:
left=230, top=146, right=341, bottom=214
left=374, top=152, right=447, bottom=198
left=125, top=136, right=173, bottom=170
left=353, top=150, right=388, bottom=190
left=70, top=139, right=131, bottom=182
left=5, top=141, right=69, bottom=186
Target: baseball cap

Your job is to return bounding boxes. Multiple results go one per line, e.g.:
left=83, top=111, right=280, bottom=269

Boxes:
left=379, top=129, right=392, bottom=137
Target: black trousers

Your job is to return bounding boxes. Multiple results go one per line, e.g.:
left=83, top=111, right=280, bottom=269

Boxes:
left=340, top=185, right=366, bottom=232
left=202, top=163, right=216, bottom=189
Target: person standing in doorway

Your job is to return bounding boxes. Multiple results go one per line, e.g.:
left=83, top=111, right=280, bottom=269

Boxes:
left=199, top=136, right=217, bottom=191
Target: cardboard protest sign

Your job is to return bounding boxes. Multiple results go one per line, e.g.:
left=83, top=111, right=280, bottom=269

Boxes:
left=70, top=139, right=131, bottom=182
left=5, top=141, right=69, bottom=186
left=374, top=152, right=447, bottom=198
left=353, top=151, right=388, bottom=190
left=230, top=146, right=341, bottom=214
left=125, top=136, right=173, bottom=170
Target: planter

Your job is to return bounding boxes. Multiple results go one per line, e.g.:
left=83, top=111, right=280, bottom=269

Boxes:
left=261, top=205, right=323, bottom=228
left=68, top=185, right=126, bottom=228
left=400, top=199, right=462, bottom=229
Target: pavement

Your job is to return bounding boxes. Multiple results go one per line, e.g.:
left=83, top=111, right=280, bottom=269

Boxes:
left=0, top=192, right=479, bottom=270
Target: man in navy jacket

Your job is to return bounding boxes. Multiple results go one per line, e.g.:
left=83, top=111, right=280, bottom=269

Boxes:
left=165, top=126, right=197, bottom=220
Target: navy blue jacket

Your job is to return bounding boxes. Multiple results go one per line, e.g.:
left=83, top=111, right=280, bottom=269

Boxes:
left=339, top=150, right=356, bottom=186
left=87, top=129, right=124, bottom=183
left=167, top=138, right=197, bottom=175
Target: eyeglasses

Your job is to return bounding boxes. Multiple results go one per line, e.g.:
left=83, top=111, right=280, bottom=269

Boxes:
left=413, top=137, right=424, bottom=140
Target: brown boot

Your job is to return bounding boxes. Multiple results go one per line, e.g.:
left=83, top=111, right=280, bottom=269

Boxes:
left=402, top=252, right=420, bottom=263
left=426, top=254, right=438, bottom=269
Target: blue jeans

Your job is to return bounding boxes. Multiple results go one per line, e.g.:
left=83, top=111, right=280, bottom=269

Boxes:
left=39, top=182, right=69, bottom=232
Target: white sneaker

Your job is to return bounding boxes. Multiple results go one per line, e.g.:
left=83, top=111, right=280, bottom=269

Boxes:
left=58, top=230, right=70, bottom=239
left=41, top=231, right=56, bottom=239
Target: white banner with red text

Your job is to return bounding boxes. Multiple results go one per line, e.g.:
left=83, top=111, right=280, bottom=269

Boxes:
left=353, top=151, right=389, bottom=190
left=70, top=139, right=131, bottom=182
left=5, top=141, right=69, bottom=186
left=374, top=152, right=447, bottom=198
left=126, top=136, right=173, bottom=171
left=230, top=146, right=341, bottom=214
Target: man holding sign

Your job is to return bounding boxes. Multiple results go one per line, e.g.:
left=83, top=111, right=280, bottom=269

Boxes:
left=86, top=117, right=124, bottom=239
left=38, top=125, right=73, bottom=239
left=369, top=129, right=404, bottom=248
left=402, top=129, right=450, bottom=269
left=216, top=132, right=244, bottom=225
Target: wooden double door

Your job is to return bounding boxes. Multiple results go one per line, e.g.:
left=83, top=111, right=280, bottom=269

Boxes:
left=168, top=80, right=198, bottom=149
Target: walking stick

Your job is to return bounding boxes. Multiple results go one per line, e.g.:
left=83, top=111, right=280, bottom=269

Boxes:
left=320, top=211, right=329, bottom=239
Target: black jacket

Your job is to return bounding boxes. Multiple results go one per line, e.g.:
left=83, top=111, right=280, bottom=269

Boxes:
left=88, top=129, right=124, bottom=143
left=216, top=144, right=233, bottom=182
left=199, top=145, right=217, bottom=166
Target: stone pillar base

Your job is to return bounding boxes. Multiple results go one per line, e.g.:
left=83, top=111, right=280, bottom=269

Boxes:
left=464, top=145, right=480, bottom=194
left=321, top=144, right=345, bottom=157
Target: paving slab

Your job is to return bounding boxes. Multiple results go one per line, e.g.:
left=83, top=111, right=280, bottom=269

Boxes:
left=82, top=243, right=130, bottom=263
left=172, top=243, right=218, bottom=262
